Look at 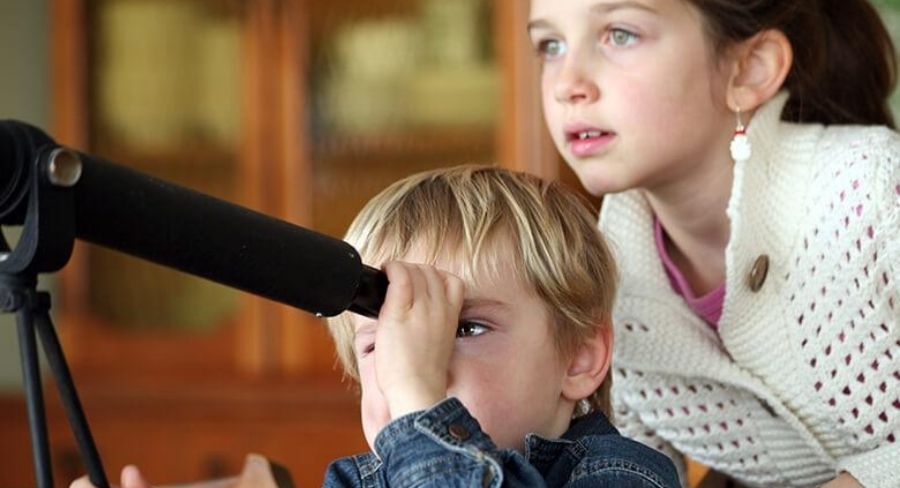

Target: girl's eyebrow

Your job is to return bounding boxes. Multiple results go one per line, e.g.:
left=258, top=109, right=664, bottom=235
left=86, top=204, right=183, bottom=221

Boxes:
left=526, top=18, right=554, bottom=34
left=590, top=1, right=657, bottom=15
left=527, top=1, right=657, bottom=33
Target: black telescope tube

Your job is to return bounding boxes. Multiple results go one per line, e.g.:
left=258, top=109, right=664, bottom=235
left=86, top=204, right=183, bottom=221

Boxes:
left=0, top=119, right=386, bottom=317
left=72, top=155, right=384, bottom=318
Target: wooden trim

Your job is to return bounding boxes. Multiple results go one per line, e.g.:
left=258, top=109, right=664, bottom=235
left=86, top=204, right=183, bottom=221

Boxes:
left=51, top=0, right=91, bottom=328
left=50, top=0, right=88, bottom=149
left=494, top=0, right=558, bottom=179
left=237, top=0, right=283, bottom=376
left=273, top=0, right=330, bottom=376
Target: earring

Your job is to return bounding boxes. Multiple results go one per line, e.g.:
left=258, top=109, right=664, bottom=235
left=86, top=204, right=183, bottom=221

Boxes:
left=729, top=107, right=752, bottom=163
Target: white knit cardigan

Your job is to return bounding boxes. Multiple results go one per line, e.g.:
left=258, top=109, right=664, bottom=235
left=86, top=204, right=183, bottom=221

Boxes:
left=601, top=93, right=900, bottom=488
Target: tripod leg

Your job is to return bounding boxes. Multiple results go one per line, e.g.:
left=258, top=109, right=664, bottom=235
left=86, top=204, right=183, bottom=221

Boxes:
left=16, top=308, right=54, bottom=488
left=34, top=310, right=110, bottom=488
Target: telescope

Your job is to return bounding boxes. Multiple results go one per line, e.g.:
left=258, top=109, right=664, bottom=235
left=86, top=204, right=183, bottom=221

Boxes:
left=0, top=120, right=388, bottom=488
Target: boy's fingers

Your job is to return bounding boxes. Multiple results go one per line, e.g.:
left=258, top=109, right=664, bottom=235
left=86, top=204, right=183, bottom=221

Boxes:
left=428, top=267, right=464, bottom=320
left=382, top=262, right=414, bottom=311
left=121, top=465, right=152, bottom=488
left=406, top=264, right=430, bottom=301
left=418, top=264, right=445, bottom=303
left=69, top=475, right=96, bottom=488
left=443, top=273, right=465, bottom=312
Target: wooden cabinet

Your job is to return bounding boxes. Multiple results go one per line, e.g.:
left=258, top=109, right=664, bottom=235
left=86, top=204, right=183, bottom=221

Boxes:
left=48, top=0, right=561, bottom=380
left=0, top=0, right=564, bottom=487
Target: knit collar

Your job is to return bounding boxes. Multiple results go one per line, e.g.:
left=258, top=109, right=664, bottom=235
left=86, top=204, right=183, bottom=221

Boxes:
left=740, top=91, right=790, bottom=161
left=599, top=90, right=823, bottom=378
left=719, top=91, right=820, bottom=355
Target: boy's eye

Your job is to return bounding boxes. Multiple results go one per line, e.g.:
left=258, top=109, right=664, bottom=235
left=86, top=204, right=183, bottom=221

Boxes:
left=456, top=321, right=489, bottom=338
left=608, top=28, right=638, bottom=47
left=536, top=38, right=567, bottom=59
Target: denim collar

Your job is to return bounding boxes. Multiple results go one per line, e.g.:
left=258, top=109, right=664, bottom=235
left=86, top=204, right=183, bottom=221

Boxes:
left=523, top=411, right=619, bottom=477
left=350, top=410, right=619, bottom=484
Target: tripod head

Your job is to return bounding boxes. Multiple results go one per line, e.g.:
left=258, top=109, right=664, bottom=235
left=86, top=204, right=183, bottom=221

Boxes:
left=0, top=120, right=48, bottom=226
left=0, top=120, right=78, bottom=276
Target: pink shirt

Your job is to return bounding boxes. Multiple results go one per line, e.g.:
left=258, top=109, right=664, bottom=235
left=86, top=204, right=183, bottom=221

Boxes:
left=653, top=217, right=725, bottom=328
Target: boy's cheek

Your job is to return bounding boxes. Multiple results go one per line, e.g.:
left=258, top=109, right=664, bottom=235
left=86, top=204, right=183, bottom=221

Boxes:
left=360, top=399, right=383, bottom=451
left=358, top=371, right=391, bottom=450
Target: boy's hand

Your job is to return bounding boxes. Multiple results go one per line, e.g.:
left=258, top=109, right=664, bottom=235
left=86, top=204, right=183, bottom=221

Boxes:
left=68, top=455, right=286, bottom=488
left=375, top=261, right=465, bottom=420
left=70, top=465, right=153, bottom=488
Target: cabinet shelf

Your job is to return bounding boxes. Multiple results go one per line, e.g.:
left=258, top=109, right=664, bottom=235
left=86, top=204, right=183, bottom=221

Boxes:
left=313, top=126, right=494, bottom=165
left=93, top=140, right=237, bottom=171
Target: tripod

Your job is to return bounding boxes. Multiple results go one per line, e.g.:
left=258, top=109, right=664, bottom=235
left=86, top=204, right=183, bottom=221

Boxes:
left=1, top=134, right=109, bottom=488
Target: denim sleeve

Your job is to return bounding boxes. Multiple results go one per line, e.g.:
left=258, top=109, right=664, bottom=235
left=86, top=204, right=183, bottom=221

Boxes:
left=373, top=398, right=521, bottom=487
left=373, top=398, right=680, bottom=488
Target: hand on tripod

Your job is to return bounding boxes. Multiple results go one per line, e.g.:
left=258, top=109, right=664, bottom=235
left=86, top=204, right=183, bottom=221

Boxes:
left=71, top=466, right=151, bottom=488
left=70, top=454, right=293, bottom=488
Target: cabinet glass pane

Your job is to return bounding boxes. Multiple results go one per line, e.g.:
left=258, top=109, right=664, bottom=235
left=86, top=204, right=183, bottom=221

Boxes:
left=307, top=0, right=499, bottom=238
left=87, top=0, right=243, bottom=331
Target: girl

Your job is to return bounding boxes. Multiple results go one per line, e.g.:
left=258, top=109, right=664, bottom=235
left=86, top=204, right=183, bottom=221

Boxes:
left=528, top=1, right=899, bottom=487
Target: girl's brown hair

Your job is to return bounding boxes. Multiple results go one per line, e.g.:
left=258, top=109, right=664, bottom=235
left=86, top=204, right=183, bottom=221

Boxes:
left=690, top=0, right=897, bottom=128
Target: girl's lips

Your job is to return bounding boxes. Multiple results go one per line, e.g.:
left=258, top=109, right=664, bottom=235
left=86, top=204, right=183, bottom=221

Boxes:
left=565, top=127, right=616, bottom=158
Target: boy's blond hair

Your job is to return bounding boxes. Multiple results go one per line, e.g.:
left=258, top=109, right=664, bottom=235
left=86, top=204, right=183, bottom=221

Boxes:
left=327, top=165, right=617, bottom=414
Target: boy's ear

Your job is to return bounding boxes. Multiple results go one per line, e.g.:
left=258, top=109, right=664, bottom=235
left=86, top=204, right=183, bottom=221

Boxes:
left=562, top=324, right=613, bottom=402
left=726, top=28, right=793, bottom=113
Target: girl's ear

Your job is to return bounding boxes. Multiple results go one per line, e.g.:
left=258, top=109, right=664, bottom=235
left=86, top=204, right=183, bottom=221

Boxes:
left=562, top=324, right=613, bottom=402
left=727, top=28, right=793, bottom=113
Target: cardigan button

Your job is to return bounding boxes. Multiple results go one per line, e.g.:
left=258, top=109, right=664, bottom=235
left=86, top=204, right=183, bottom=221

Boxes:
left=748, top=255, right=769, bottom=292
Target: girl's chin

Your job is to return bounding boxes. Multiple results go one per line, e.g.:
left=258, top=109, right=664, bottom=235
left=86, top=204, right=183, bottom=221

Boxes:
left=575, top=170, right=623, bottom=196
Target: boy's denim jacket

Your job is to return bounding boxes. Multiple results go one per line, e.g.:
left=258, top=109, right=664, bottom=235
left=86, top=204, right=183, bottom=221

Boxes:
left=323, top=398, right=679, bottom=487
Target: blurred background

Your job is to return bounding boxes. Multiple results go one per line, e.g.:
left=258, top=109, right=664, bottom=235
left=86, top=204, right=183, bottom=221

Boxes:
left=0, top=0, right=898, bottom=487
left=0, top=0, right=559, bottom=486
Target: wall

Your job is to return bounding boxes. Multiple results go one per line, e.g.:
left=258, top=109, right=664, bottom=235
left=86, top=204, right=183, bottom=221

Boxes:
left=0, top=0, right=49, bottom=392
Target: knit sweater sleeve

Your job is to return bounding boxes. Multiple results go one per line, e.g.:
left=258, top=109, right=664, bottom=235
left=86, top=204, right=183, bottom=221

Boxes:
left=832, top=137, right=900, bottom=488
left=612, top=377, right=688, bottom=486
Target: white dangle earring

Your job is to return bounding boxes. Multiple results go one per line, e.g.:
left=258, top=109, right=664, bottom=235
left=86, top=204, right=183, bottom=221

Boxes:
left=729, top=107, right=752, bottom=163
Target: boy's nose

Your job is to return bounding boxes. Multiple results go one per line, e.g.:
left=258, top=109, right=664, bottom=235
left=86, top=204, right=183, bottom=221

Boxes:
left=553, top=60, right=599, bottom=105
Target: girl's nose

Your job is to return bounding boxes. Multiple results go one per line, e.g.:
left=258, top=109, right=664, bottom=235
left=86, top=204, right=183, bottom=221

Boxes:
left=553, top=58, right=599, bottom=105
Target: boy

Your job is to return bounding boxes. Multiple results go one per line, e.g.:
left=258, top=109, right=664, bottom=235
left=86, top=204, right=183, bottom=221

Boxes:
left=323, top=165, right=678, bottom=487
left=72, top=165, right=679, bottom=488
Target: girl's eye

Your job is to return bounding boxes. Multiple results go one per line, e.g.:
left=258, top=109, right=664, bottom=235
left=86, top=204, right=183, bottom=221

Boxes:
left=536, top=38, right=567, bottom=59
left=359, top=343, right=375, bottom=357
left=608, top=28, right=638, bottom=47
left=456, top=321, right=489, bottom=338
